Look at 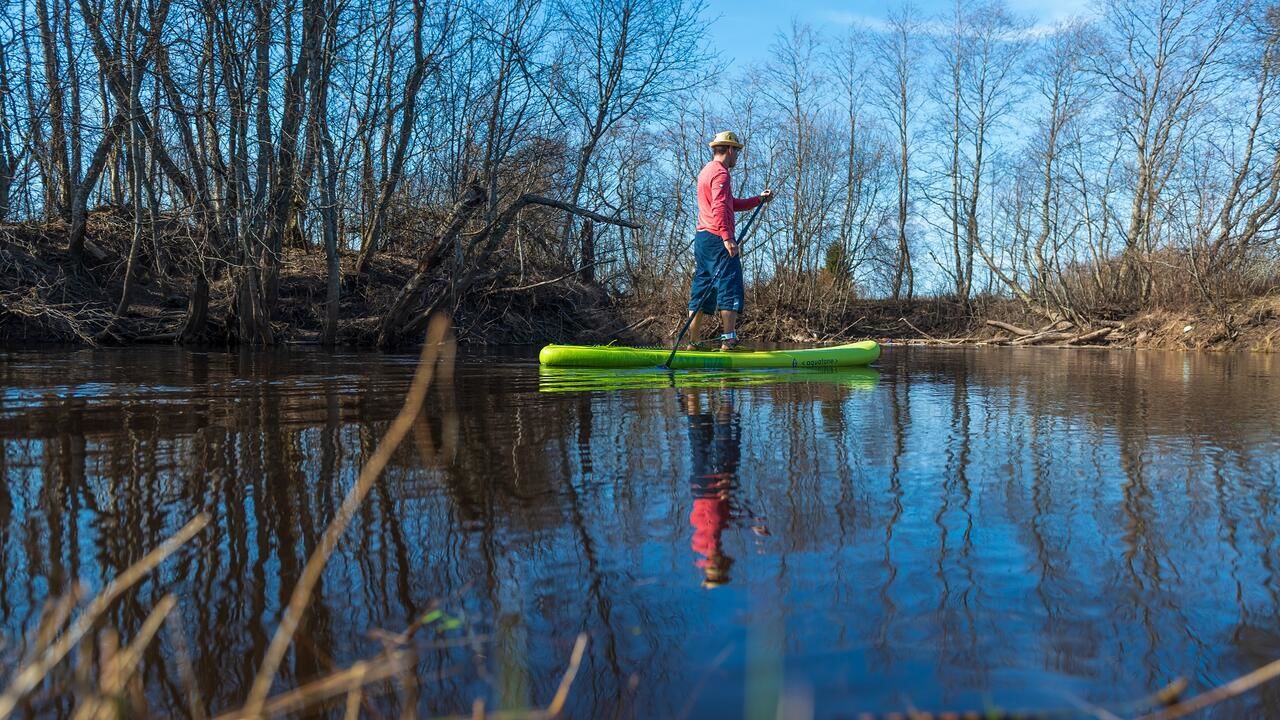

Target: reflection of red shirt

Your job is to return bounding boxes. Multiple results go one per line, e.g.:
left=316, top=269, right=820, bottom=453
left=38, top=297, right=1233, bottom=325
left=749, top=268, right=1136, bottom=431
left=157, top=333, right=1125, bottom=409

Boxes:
left=690, top=497, right=729, bottom=566
left=696, top=161, right=761, bottom=241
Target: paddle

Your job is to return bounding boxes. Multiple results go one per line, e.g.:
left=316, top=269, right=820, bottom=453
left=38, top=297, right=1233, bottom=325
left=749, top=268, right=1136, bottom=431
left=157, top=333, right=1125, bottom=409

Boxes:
left=663, top=201, right=767, bottom=369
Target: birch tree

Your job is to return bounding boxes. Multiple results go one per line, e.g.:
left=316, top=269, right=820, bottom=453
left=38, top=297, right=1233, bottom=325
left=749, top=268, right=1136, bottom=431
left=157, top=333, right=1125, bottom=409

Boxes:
left=874, top=5, right=922, bottom=299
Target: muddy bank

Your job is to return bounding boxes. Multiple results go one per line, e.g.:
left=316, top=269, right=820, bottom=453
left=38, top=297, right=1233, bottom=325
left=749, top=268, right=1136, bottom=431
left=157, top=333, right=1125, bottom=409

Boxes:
left=620, top=292, right=1280, bottom=353
left=3, top=214, right=1277, bottom=351
left=873, top=297, right=1280, bottom=353
left=0, top=211, right=623, bottom=347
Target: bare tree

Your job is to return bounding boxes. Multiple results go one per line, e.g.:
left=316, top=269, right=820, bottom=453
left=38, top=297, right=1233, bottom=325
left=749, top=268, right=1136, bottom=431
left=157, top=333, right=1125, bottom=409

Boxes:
left=32, top=0, right=70, bottom=217
left=351, top=0, right=453, bottom=276
left=1091, top=0, right=1243, bottom=305
left=1184, top=3, right=1280, bottom=306
left=0, top=13, right=23, bottom=221
left=546, top=0, right=709, bottom=268
left=829, top=29, right=893, bottom=296
left=874, top=5, right=922, bottom=300
left=763, top=21, right=837, bottom=297
left=929, top=0, right=1027, bottom=299
left=1021, top=22, right=1096, bottom=318
left=477, top=0, right=548, bottom=222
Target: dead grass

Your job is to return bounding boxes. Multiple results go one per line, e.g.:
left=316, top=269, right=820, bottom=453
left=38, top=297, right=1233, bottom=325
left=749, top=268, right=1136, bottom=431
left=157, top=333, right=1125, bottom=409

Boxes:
left=0, top=315, right=591, bottom=719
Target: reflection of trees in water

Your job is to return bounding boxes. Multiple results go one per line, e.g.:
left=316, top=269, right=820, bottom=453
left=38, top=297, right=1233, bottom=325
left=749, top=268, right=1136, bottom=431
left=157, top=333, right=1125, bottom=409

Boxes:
left=1214, top=446, right=1280, bottom=712
left=2, top=348, right=1280, bottom=715
left=932, top=364, right=981, bottom=693
left=874, top=363, right=907, bottom=668
left=0, top=351, right=470, bottom=714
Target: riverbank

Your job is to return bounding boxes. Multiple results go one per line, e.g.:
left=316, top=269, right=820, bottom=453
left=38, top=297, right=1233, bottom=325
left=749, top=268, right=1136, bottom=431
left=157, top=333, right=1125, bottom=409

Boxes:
left=3, top=214, right=1278, bottom=351
left=620, top=292, right=1280, bottom=353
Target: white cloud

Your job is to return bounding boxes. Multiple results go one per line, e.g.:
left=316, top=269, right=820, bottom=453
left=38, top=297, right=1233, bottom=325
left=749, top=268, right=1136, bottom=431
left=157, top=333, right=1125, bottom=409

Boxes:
left=1005, top=0, right=1096, bottom=23
left=825, top=1, right=1098, bottom=40
left=824, top=11, right=892, bottom=33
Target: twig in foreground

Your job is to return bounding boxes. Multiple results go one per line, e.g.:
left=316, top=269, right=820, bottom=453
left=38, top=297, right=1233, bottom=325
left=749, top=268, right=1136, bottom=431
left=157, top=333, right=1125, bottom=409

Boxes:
left=0, top=513, right=211, bottom=718
left=436, top=632, right=589, bottom=720
left=1137, top=659, right=1280, bottom=720
left=240, top=314, right=454, bottom=717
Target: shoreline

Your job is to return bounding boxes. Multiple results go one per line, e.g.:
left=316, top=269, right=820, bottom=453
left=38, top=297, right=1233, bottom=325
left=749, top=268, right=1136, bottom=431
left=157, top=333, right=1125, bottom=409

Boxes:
left=3, top=218, right=1277, bottom=353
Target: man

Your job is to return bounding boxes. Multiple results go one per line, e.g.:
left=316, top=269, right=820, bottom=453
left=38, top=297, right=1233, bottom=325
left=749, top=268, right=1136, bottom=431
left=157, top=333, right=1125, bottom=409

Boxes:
left=686, top=131, right=775, bottom=351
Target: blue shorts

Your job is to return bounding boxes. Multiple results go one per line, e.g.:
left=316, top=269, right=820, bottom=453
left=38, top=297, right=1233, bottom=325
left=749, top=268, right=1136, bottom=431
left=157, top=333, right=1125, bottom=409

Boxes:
left=687, top=230, right=744, bottom=314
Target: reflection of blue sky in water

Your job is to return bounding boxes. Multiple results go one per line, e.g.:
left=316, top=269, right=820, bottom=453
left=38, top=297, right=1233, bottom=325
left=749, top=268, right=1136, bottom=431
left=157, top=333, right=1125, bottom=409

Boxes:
left=0, top=347, right=1278, bottom=717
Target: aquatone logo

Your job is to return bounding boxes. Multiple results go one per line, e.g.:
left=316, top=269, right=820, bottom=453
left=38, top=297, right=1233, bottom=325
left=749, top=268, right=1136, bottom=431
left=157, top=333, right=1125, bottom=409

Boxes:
left=799, top=358, right=837, bottom=367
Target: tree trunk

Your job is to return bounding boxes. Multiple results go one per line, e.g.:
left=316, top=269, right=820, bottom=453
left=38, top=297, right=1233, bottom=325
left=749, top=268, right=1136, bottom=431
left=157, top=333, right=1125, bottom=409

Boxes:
left=353, top=0, right=444, bottom=277
left=235, top=265, right=274, bottom=345
left=317, top=75, right=340, bottom=346
left=34, top=0, right=71, bottom=217
left=116, top=122, right=145, bottom=316
left=179, top=270, right=210, bottom=344
left=378, top=184, right=487, bottom=348
left=68, top=112, right=129, bottom=265
left=579, top=219, right=595, bottom=283
left=0, top=35, right=15, bottom=222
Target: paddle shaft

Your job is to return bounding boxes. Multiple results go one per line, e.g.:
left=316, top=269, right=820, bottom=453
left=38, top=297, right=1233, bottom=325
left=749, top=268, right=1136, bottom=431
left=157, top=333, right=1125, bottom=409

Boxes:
left=664, top=202, right=766, bottom=368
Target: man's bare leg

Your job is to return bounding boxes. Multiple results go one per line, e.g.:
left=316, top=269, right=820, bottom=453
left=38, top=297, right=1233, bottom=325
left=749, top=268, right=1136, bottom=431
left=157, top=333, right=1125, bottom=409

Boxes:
left=720, top=310, right=737, bottom=335
left=718, top=310, right=739, bottom=349
left=687, top=311, right=714, bottom=346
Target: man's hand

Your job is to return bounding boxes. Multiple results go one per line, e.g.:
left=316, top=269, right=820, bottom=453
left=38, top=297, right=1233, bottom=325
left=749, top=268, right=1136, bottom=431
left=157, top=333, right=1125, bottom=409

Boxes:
left=760, top=189, right=775, bottom=203
left=723, top=237, right=739, bottom=257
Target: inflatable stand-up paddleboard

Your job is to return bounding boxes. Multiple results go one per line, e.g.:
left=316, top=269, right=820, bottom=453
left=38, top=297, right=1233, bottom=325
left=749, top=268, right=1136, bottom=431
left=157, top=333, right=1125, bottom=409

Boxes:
left=538, top=340, right=880, bottom=370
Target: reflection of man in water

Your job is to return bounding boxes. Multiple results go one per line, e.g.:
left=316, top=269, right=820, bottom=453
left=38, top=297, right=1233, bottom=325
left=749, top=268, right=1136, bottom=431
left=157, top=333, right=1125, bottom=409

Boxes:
left=682, top=390, right=741, bottom=588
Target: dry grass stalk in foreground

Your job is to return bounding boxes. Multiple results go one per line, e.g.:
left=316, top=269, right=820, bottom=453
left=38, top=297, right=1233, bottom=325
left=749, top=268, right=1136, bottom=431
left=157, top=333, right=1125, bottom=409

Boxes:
left=0, top=513, right=211, bottom=717
left=435, top=633, right=589, bottom=720
left=240, top=313, right=456, bottom=716
left=236, top=313, right=590, bottom=718
left=0, top=315, right=591, bottom=719
left=1135, top=656, right=1280, bottom=720
left=71, top=594, right=178, bottom=720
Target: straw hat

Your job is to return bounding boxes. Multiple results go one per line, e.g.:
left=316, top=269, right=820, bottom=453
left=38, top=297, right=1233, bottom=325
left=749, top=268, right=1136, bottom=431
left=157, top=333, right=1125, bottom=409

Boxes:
left=708, top=131, right=744, bottom=149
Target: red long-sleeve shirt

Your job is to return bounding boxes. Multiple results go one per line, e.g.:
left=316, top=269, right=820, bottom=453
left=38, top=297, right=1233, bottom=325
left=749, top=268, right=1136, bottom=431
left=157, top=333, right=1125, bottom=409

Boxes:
left=696, top=160, right=760, bottom=241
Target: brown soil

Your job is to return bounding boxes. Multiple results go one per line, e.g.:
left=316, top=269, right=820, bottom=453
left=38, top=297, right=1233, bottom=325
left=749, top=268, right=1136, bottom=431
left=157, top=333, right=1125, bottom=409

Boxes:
left=0, top=212, right=625, bottom=347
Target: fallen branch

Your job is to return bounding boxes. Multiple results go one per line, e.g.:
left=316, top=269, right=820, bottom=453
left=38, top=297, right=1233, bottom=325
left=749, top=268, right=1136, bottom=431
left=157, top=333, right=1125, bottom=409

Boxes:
left=1044, top=319, right=1075, bottom=332
left=900, top=317, right=943, bottom=342
left=520, top=195, right=642, bottom=230
left=900, top=317, right=968, bottom=345
left=1014, top=331, right=1075, bottom=346
left=611, top=314, right=657, bottom=337
left=986, top=319, right=1034, bottom=336
left=820, top=316, right=866, bottom=343
left=482, top=262, right=601, bottom=296
left=1066, top=327, right=1114, bottom=345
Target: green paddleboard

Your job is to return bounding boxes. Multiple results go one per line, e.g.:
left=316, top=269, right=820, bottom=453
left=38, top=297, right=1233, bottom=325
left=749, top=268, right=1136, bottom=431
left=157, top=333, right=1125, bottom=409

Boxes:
left=537, top=340, right=881, bottom=370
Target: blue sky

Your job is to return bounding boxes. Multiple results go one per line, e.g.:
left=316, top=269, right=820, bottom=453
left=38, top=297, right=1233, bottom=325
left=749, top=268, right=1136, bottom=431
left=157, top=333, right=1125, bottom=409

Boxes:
left=702, top=0, right=1097, bottom=67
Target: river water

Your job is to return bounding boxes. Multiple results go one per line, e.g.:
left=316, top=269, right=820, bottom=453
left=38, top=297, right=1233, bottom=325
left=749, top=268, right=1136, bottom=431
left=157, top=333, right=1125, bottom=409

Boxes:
left=1, top=346, right=1277, bottom=718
